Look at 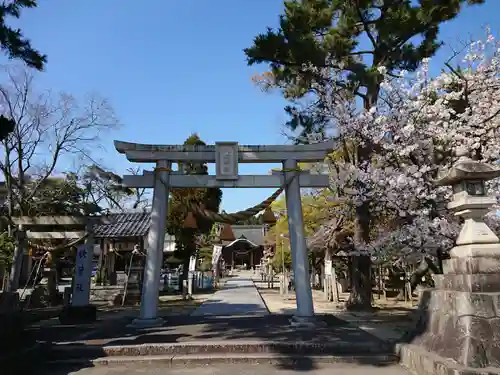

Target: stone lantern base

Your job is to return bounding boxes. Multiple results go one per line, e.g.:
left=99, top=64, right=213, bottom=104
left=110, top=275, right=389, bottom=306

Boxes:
left=400, top=244, right=500, bottom=375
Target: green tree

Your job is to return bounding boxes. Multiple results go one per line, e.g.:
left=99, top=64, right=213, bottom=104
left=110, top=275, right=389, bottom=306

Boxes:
left=0, top=231, right=15, bottom=270
left=245, top=0, right=484, bottom=309
left=26, top=176, right=93, bottom=216
left=272, top=241, right=292, bottom=273
left=77, top=165, right=138, bottom=211
left=167, top=134, right=222, bottom=285
left=245, top=0, right=484, bottom=126
left=0, top=0, right=46, bottom=70
left=0, top=1, right=46, bottom=141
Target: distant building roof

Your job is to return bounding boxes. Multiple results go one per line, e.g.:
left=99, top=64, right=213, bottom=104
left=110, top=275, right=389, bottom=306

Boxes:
left=93, top=211, right=151, bottom=238
left=228, top=225, right=265, bottom=247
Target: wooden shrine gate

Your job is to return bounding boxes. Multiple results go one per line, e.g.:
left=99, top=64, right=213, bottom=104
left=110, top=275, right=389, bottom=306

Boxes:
left=115, top=140, right=334, bottom=327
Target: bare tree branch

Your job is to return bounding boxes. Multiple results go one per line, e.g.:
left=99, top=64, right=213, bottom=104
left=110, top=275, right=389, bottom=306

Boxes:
left=0, top=64, right=120, bottom=215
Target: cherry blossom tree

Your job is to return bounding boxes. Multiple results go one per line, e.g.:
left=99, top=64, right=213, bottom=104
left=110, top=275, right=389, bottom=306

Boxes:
left=312, top=29, right=500, bottom=273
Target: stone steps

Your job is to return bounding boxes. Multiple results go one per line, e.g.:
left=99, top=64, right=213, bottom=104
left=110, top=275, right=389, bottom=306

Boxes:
left=43, top=340, right=397, bottom=366
left=44, top=352, right=398, bottom=367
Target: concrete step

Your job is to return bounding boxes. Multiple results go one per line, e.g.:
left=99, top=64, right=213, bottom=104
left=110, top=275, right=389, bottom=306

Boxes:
left=40, top=362, right=412, bottom=375
left=44, top=352, right=399, bottom=367
left=45, top=340, right=393, bottom=360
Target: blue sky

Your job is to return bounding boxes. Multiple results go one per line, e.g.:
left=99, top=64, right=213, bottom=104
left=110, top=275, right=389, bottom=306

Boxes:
left=4, top=0, right=499, bottom=212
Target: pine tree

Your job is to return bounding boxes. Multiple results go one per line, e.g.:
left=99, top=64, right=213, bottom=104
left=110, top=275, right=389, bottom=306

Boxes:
left=167, top=134, right=222, bottom=285
left=0, top=1, right=46, bottom=142
left=245, top=0, right=485, bottom=137
left=0, top=0, right=46, bottom=71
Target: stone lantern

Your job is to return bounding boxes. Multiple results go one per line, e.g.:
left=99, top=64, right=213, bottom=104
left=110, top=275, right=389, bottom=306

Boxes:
left=437, top=149, right=500, bottom=248
left=401, top=148, right=500, bottom=374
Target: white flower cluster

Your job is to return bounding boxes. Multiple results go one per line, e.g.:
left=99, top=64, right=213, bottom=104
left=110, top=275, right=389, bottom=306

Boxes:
left=311, top=31, right=500, bottom=259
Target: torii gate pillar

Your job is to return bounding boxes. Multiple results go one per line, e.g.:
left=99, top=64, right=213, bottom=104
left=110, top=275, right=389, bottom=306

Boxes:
left=130, top=160, right=171, bottom=328
left=283, top=159, right=315, bottom=323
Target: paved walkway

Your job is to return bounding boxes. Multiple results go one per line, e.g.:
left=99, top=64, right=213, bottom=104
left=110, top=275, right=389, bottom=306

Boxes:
left=191, top=275, right=269, bottom=317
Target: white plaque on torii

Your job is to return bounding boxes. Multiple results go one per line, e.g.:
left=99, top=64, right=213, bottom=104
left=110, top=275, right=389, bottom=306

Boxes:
left=215, top=142, right=238, bottom=180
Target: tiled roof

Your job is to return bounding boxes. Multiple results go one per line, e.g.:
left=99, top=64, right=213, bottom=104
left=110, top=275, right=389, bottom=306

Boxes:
left=93, top=212, right=151, bottom=238
left=230, top=225, right=265, bottom=246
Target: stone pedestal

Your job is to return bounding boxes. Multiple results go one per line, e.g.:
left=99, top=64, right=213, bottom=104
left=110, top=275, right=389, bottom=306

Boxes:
left=401, top=244, right=500, bottom=374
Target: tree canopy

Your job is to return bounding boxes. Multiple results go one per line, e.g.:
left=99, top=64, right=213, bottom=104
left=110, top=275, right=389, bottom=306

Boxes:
left=245, top=0, right=485, bottom=138
left=0, top=0, right=46, bottom=70
left=0, top=1, right=46, bottom=144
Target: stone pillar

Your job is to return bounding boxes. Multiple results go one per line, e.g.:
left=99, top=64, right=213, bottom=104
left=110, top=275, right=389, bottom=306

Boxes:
left=283, top=159, right=315, bottom=324
left=77, top=222, right=95, bottom=306
left=59, top=222, right=96, bottom=323
left=131, top=160, right=171, bottom=328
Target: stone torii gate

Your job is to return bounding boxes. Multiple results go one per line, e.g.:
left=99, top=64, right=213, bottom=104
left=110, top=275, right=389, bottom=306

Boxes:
left=115, top=140, right=334, bottom=327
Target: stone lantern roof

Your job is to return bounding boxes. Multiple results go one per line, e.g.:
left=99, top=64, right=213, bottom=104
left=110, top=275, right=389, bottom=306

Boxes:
left=435, top=147, right=500, bottom=186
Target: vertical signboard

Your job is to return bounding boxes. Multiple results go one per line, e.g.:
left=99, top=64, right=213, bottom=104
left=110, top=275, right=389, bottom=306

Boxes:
left=212, top=244, right=223, bottom=269
left=72, top=243, right=93, bottom=306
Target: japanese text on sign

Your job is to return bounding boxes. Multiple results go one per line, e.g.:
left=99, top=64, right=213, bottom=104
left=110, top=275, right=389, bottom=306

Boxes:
left=222, top=151, right=234, bottom=174
left=77, top=265, right=85, bottom=277
left=215, top=142, right=238, bottom=180
left=78, top=247, right=88, bottom=259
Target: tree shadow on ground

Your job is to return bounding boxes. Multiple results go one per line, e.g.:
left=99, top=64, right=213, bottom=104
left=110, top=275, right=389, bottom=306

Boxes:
left=28, top=305, right=421, bottom=374
left=20, top=283, right=432, bottom=375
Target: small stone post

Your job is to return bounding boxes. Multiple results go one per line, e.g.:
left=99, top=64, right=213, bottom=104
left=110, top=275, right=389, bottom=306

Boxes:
left=59, top=221, right=97, bottom=323
left=400, top=148, right=500, bottom=374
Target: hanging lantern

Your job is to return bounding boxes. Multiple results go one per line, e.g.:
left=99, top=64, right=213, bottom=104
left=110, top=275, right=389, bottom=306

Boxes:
left=262, top=206, right=277, bottom=225
left=219, top=224, right=236, bottom=241
left=183, top=212, right=198, bottom=229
